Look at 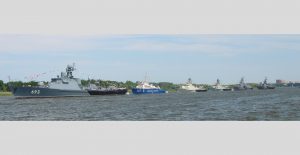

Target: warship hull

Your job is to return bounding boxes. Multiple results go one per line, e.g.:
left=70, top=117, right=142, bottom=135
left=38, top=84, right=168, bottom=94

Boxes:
left=88, top=89, right=128, bottom=95
left=179, top=89, right=207, bottom=92
left=195, top=89, right=208, bottom=92
left=233, top=87, right=253, bottom=91
left=222, top=88, right=233, bottom=91
left=233, top=88, right=253, bottom=91
left=11, top=86, right=90, bottom=98
left=212, top=88, right=233, bottom=91
left=132, top=88, right=166, bottom=94
left=257, top=86, right=275, bottom=90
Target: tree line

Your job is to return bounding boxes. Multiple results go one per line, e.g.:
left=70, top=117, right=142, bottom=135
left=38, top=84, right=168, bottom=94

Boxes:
left=81, top=79, right=179, bottom=92
left=0, top=80, right=39, bottom=92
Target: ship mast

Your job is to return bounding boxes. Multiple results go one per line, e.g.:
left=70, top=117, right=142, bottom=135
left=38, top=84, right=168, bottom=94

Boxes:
left=187, top=78, right=192, bottom=84
left=144, top=72, right=149, bottom=83
left=216, top=78, right=220, bottom=85
left=66, top=63, right=76, bottom=78
left=264, top=77, right=268, bottom=85
left=240, top=77, right=245, bottom=85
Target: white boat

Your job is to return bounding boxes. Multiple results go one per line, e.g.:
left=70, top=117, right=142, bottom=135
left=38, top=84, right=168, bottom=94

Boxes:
left=181, top=78, right=207, bottom=92
left=211, top=79, right=232, bottom=91
left=132, top=76, right=166, bottom=94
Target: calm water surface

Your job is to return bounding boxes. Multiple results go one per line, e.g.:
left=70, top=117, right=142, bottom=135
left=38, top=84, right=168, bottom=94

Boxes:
left=0, top=87, right=299, bottom=121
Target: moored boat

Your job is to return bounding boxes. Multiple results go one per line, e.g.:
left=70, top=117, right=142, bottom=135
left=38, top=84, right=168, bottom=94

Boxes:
left=132, top=77, right=166, bottom=94
left=87, top=84, right=128, bottom=95
left=257, top=78, right=275, bottom=89
left=9, top=64, right=90, bottom=98
left=211, top=79, right=232, bottom=91
left=180, top=78, right=207, bottom=92
left=233, top=77, right=253, bottom=91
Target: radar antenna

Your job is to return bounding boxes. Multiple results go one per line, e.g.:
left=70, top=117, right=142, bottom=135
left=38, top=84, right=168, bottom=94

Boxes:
left=240, top=77, right=245, bottom=85
left=66, top=63, right=76, bottom=78
left=216, top=78, right=220, bottom=85
left=264, top=77, right=268, bottom=84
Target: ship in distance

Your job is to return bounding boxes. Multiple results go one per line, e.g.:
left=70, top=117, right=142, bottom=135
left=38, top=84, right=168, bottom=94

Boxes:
left=180, top=78, right=207, bottom=92
left=132, top=76, right=167, bottom=94
left=211, top=79, right=232, bottom=91
left=257, top=77, right=275, bottom=89
left=9, top=64, right=90, bottom=98
left=86, top=83, right=128, bottom=95
left=233, top=77, right=253, bottom=91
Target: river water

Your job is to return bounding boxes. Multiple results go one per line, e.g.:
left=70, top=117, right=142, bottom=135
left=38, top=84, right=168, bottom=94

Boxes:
left=0, top=87, right=299, bottom=121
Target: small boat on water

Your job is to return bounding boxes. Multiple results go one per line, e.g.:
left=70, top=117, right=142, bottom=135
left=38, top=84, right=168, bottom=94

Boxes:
left=211, top=79, right=232, bottom=91
left=233, top=77, right=253, bottom=91
left=257, top=78, right=275, bottom=89
left=9, top=64, right=90, bottom=98
left=180, top=78, right=207, bottom=92
left=132, top=77, right=166, bottom=95
left=87, top=84, right=128, bottom=95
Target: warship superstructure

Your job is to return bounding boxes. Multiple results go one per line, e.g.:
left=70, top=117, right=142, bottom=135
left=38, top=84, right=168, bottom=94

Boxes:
left=10, top=64, right=90, bottom=98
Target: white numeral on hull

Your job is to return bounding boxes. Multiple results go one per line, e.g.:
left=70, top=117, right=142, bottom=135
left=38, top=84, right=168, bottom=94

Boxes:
left=31, top=90, right=40, bottom=95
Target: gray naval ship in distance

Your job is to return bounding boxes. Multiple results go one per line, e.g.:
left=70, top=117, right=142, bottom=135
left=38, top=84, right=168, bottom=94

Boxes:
left=10, top=64, right=90, bottom=98
left=233, top=77, right=253, bottom=91
left=257, top=77, right=275, bottom=90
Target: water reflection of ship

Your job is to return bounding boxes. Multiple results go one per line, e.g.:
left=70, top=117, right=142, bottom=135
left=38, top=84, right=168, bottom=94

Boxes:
left=180, top=78, right=207, bottom=92
left=10, top=64, right=90, bottom=98
left=211, top=79, right=232, bottom=91
left=233, top=77, right=253, bottom=91
left=257, top=77, right=275, bottom=90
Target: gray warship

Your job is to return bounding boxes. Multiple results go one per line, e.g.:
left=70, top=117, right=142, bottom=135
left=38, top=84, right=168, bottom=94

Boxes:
left=257, top=77, right=275, bottom=90
left=10, top=64, right=90, bottom=98
left=233, top=77, right=253, bottom=91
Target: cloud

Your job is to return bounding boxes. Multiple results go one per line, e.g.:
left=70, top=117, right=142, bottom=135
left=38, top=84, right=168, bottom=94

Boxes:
left=1, top=34, right=300, bottom=83
left=0, top=34, right=300, bottom=56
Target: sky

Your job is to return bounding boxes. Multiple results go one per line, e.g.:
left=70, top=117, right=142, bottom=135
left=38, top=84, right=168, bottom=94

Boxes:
left=0, top=34, right=299, bottom=84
